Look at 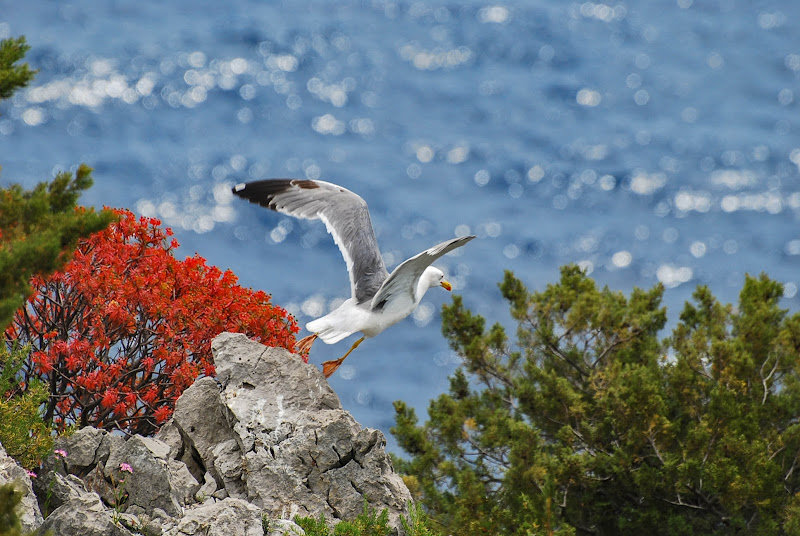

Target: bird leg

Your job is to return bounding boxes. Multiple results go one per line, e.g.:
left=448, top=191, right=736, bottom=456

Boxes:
left=322, top=336, right=365, bottom=378
left=297, top=333, right=318, bottom=355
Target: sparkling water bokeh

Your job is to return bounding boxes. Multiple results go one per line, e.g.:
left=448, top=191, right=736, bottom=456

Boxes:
left=2, top=0, right=800, bottom=450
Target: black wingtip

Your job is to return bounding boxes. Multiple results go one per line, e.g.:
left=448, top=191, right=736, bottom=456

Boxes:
left=230, top=179, right=298, bottom=209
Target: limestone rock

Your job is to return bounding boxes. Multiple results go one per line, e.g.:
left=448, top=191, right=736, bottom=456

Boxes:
left=184, top=332, right=412, bottom=529
left=44, top=426, right=124, bottom=480
left=105, top=434, right=200, bottom=516
left=42, top=472, right=92, bottom=513
left=210, top=438, right=246, bottom=499
left=195, top=471, right=218, bottom=502
left=35, top=426, right=199, bottom=518
left=167, top=376, right=236, bottom=488
left=37, top=493, right=134, bottom=536
left=169, top=458, right=202, bottom=505
left=56, top=426, right=115, bottom=472
left=153, top=420, right=183, bottom=461
left=163, top=498, right=262, bottom=536
left=34, top=426, right=125, bottom=514
left=0, top=440, right=43, bottom=533
left=267, top=519, right=306, bottom=535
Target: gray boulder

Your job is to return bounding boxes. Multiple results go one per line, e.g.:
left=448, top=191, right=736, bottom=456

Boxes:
left=37, top=493, right=134, bottom=536
left=41, top=472, right=92, bottom=509
left=267, top=519, right=306, bottom=535
left=0, top=440, right=43, bottom=533
left=171, top=332, right=412, bottom=529
left=105, top=434, right=200, bottom=516
left=34, top=426, right=124, bottom=514
left=195, top=471, right=218, bottom=502
left=160, top=376, right=237, bottom=488
left=53, top=426, right=119, bottom=472
left=163, top=498, right=262, bottom=536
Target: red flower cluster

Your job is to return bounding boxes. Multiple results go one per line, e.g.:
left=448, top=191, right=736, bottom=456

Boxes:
left=5, top=208, right=300, bottom=435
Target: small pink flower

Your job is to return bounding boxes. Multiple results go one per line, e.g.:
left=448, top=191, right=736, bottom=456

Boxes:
left=54, top=449, right=67, bottom=458
left=25, top=470, right=37, bottom=478
left=119, top=462, right=133, bottom=474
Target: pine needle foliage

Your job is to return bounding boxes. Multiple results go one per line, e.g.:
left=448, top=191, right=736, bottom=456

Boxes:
left=0, top=165, right=116, bottom=329
left=0, top=36, right=36, bottom=102
left=393, top=266, right=800, bottom=535
left=0, top=482, right=43, bottom=536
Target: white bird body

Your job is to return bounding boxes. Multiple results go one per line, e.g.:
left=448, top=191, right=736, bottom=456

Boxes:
left=231, top=178, right=475, bottom=377
left=308, top=265, right=446, bottom=343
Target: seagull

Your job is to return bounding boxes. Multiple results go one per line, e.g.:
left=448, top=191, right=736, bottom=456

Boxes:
left=231, top=179, right=475, bottom=378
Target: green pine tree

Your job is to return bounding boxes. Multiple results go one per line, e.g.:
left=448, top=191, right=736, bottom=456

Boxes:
left=0, top=164, right=116, bottom=329
left=0, top=36, right=115, bottom=330
left=393, top=266, right=800, bottom=535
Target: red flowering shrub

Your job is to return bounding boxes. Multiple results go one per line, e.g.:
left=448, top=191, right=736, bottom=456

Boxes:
left=5, top=208, right=300, bottom=435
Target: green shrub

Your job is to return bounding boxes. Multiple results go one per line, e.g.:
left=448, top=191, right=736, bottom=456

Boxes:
left=0, top=481, right=41, bottom=536
left=0, top=345, right=53, bottom=470
left=400, top=502, right=438, bottom=536
left=0, top=482, right=24, bottom=536
left=0, top=35, right=115, bottom=330
left=292, top=500, right=439, bottom=536
left=295, top=501, right=391, bottom=536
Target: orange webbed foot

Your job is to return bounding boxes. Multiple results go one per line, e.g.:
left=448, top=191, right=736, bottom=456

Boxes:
left=320, top=336, right=365, bottom=379
left=297, top=333, right=318, bottom=355
left=322, top=357, right=345, bottom=378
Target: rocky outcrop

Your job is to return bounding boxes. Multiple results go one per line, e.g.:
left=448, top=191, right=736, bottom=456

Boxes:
left=0, top=441, right=43, bottom=533
left=18, top=332, right=411, bottom=535
left=33, top=427, right=197, bottom=519
left=162, top=332, right=412, bottom=528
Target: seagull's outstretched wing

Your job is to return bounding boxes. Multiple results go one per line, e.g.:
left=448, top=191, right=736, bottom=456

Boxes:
left=370, top=235, right=476, bottom=310
left=232, top=179, right=389, bottom=304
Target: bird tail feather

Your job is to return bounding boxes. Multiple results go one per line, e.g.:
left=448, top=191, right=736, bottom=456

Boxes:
left=306, top=317, right=354, bottom=344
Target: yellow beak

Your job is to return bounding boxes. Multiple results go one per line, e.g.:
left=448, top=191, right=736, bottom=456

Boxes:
left=440, top=280, right=452, bottom=291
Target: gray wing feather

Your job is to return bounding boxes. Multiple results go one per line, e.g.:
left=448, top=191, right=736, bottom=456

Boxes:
left=232, top=179, right=389, bottom=303
left=370, top=235, right=476, bottom=310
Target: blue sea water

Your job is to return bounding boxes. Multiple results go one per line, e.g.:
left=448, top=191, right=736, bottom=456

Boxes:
left=2, top=1, right=800, bottom=451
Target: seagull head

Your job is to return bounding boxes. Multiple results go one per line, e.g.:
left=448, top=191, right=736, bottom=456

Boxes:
left=423, top=266, right=452, bottom=291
